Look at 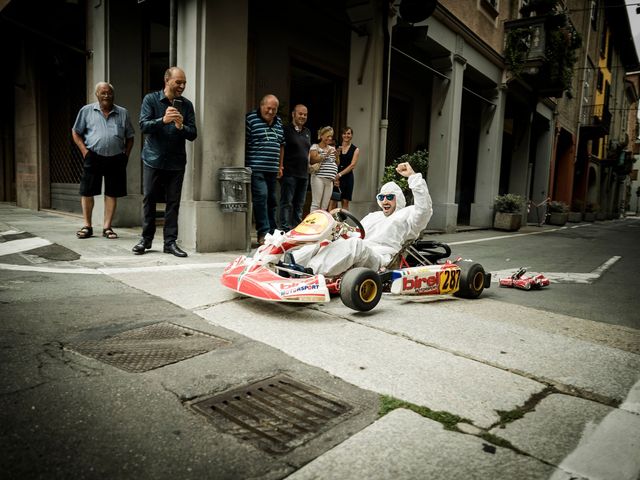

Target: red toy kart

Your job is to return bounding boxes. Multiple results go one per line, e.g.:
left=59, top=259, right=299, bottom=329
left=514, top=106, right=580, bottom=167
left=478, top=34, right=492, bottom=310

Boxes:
left=499, top=267, right=550, bottom=290
left=221, top=209, right=491, bottom=311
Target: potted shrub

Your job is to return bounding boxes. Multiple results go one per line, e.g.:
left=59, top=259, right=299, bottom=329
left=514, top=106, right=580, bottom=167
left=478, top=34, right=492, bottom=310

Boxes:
left=584, top=202, right=596, bottom=222
left=381, top=150, right=429, bottom=204
left=493, top=194, right=524, bottom=231
left=568, top=200, right=583, bottom=223
left=547, top=200, right=569, bottom=225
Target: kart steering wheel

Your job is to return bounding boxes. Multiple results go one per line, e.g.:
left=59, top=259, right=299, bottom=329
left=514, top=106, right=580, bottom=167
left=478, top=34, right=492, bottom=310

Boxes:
left=330, top=208, right=365, bottom=239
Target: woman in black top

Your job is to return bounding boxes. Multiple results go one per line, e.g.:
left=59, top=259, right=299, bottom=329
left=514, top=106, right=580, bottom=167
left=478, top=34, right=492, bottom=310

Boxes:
left=329, top=126, right=360, bottom=211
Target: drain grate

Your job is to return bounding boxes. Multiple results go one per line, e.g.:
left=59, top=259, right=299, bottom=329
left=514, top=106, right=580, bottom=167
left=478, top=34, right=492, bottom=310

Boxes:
left=66, top=322, right=229, bottom=372
left=191, top=374, right=352, bottom=454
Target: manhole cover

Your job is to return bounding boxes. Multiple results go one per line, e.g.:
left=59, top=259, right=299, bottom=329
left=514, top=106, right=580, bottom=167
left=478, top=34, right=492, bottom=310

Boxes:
left=66, top=322, right=229, bottom=372
left=191, top=374, right=351, bottom=454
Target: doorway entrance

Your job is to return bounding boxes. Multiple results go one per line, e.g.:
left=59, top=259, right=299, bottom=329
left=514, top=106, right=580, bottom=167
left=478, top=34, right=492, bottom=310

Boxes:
left=289, top=60, right=345, bottom=138
left=289, top=60, right=346, bottom=217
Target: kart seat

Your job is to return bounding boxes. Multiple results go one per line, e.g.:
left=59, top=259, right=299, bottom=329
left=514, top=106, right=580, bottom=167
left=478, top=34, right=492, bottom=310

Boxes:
left=386, top=237, right=452, bottom=269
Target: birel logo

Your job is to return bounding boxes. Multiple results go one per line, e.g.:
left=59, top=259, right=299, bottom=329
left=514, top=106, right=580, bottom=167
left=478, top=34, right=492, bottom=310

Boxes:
left=402, top=275, right=438, bottom=292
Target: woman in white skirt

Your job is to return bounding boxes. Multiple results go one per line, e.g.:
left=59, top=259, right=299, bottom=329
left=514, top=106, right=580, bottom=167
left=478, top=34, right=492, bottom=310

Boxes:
left=309, top=126, right=339, bottom=211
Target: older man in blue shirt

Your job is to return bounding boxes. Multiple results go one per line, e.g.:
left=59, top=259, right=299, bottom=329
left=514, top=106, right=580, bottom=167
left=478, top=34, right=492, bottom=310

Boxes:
left=72, top=82, right=135, bottom=240
left=132, top=67, right=197, bottom=257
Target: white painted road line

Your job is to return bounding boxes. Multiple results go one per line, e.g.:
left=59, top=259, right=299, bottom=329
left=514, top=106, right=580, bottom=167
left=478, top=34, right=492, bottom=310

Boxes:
left=0, top=262, right=229, bottom=275
left=0, top=264, right=99, bottom=274
left=491, top=256, right=621, bottom=284
left=449, top=224, right=591, bottom=245
left=100, top=263, right=229, bottom=274
left=0, top=237, right=52, bottom=256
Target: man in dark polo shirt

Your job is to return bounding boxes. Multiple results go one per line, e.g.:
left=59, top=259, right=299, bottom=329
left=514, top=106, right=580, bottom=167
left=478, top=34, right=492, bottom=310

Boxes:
left=279, top=104, right=311, bottom=231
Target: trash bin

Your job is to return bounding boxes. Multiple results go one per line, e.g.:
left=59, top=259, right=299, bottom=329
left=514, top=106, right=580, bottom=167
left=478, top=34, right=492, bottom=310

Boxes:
left=219, top=167, right=252, bottom=213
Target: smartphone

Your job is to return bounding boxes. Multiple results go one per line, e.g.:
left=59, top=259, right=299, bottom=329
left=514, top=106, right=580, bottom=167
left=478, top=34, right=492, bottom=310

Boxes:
left=172, top=98, right=183, bottom=112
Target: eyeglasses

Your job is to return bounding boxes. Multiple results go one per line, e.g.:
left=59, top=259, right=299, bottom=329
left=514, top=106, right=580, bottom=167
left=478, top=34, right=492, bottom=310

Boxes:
left=377, top=193, right=396, bottom=201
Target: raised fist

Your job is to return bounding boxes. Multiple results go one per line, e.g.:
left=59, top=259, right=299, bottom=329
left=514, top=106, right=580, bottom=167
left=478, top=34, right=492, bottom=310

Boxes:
left=396, top=162, right=415, bottom=178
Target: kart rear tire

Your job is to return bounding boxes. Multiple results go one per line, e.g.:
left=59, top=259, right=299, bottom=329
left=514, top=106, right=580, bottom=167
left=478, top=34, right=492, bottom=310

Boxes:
left=454, top=261, right=486, bottom=299
left=340, top=268, right=382, bottom=312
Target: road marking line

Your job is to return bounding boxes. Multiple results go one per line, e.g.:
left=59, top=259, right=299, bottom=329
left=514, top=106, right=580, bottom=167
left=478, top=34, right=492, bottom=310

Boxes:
left=101, top=263, right=229, bottom=274
left=449, top=224, right=590, bottom=245
left=0, top=237, right=52, bottom=256
left=0, top=264, right=99, bottom=274
left=491, top=256, right=621, bottom=284
left=0, top=262, right=229, bottom=275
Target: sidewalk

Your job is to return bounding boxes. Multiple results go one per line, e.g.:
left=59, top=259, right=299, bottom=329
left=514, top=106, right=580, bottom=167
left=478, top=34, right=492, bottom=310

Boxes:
left=1, top=202, right=639, bottom=480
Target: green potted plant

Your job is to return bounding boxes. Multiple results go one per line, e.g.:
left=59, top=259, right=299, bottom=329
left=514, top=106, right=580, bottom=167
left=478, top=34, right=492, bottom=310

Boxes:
left=381, top=150, right=429, bottom=204
left=547, top=200, right=569, bottom=225
left=568, top=200, right=583, bottom=223
left=493, top=193, right=524, bottom=231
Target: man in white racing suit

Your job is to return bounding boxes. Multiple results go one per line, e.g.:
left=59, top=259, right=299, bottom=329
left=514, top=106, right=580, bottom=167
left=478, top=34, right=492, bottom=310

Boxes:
left=295, top=162, right=433, bottom=276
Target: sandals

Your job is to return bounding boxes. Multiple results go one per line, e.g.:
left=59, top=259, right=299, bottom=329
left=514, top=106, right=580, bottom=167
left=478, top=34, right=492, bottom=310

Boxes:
left=102, top=228, right=118, bottom=239
left=76, top=226, right=93, bottom=239
left=76, top=226, right=118, bottom=239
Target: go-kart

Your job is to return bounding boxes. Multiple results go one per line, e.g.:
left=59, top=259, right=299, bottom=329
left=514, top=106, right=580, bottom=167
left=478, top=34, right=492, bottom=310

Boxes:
left=499, top=267, right=550, bottom=290
left=221, top=209, right=491, bottom=311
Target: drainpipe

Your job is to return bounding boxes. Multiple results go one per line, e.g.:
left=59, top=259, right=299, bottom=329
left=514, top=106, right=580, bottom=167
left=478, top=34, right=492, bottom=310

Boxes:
left=573, top=2, right=593, bottom=211
left=169, top=0, right=177, bottom=66
left=378, top=0, right=392, bottom=186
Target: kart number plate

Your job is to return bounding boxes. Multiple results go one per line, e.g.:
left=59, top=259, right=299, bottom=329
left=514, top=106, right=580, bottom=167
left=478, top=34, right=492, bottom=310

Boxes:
left=439, top=269, right=460, bottom=294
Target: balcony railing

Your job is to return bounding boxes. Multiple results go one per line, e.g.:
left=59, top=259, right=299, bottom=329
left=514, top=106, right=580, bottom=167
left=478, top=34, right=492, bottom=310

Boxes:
left=580, top=104, right=611, bottom=135
left=504, top=11, right=581, bottom=98
left=504, top=16, right=547, bottom=75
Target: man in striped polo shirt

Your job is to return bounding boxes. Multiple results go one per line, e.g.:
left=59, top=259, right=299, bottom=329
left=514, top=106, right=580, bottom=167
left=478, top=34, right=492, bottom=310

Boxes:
left=245, top=94, right=285, bottom=245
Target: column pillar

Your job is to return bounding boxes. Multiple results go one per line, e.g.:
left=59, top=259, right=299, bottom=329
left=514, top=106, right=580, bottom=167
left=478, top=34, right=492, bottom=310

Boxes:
left=529, top=105, right=554, bottom=221
left=509, top=113, right=532, bottom=197
left=344, top=2, right=386, bottom=220
left=178, top=0, right=249, bottom=251
left=108, top=0, right=143, bottom=226
left=470, top=86, right=506, bottom=227
left=428, top=52, right=466, bottom=232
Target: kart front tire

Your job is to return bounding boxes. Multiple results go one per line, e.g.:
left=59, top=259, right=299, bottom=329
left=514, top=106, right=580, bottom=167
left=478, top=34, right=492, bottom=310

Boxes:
left=454, top=261, right=486, bottom=299
left=340, top=268, right=382, bottom=312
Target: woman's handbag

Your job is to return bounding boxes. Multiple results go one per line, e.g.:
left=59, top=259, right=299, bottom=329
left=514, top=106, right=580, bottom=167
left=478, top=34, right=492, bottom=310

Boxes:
left=309, top=161, right=320, bottom=174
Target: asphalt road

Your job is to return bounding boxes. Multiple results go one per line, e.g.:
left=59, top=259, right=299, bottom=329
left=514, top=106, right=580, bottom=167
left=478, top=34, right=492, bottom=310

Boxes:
left=429, top=218, right=640, bottom=329
left=1, top=205, right=639, bottom=480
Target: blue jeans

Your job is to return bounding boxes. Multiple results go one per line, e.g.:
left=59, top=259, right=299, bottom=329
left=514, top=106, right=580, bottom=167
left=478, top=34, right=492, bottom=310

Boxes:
left=279, top=175, right=308, bottom=231
left=251, top=171, right=278, bottom=237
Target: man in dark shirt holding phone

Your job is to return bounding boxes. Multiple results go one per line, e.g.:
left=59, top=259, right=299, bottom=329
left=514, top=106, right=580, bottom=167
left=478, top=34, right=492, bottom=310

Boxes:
left=132, top=66, right=197, bottom=257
